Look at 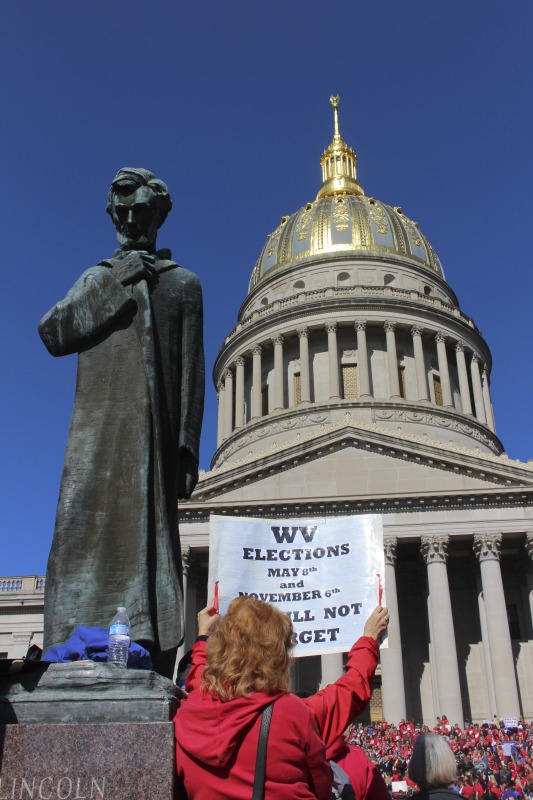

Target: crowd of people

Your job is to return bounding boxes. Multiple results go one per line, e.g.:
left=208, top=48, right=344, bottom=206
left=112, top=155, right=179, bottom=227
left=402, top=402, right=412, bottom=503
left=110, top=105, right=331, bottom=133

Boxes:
left=346, top=717, right=533, bottom=799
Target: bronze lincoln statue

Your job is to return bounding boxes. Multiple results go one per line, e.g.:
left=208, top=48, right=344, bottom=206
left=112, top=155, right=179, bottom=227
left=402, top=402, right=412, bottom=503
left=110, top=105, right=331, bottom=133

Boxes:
left=39, top=168, right=204, bottom=677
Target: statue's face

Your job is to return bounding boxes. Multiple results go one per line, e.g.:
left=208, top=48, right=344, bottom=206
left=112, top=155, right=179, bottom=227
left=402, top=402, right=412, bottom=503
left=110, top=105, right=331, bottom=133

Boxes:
left=110, top=186, right=159, bottom=251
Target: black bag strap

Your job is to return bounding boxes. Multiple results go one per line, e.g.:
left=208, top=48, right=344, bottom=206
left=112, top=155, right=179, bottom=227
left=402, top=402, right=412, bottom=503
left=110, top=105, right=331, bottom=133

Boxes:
left=252, top=702, right=274, bottom=800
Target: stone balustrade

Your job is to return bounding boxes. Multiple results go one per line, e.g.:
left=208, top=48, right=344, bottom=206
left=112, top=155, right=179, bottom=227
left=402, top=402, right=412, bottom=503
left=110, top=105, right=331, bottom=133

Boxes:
left=0, top=576, right=45, bottom=594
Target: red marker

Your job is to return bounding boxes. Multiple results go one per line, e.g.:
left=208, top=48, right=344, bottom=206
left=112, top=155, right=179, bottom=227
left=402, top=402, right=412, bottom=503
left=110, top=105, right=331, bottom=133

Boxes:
left=376, top=573, right=383, bottom=605
left=209, top=581, right=219, bottom=616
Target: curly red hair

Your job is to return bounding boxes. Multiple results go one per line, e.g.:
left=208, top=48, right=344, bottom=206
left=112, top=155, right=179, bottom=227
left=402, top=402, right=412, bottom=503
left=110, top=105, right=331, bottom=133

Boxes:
left=202, top=596, right=294, bottom=701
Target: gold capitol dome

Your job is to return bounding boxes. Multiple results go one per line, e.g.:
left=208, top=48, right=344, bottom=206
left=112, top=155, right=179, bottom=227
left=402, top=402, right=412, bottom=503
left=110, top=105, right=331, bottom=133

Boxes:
left=249, top=95, right=443, bottom=291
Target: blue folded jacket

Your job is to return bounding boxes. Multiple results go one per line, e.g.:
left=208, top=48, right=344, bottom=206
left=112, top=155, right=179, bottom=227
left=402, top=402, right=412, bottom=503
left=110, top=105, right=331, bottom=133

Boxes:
left=42, top=625, right=153, bottom=670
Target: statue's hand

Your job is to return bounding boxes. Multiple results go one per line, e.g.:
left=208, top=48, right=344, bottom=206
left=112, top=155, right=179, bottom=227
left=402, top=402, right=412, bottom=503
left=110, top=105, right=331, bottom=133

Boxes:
left=105, top=251, right=157, bottom=287
left=177, top=451, right=199, bottom=500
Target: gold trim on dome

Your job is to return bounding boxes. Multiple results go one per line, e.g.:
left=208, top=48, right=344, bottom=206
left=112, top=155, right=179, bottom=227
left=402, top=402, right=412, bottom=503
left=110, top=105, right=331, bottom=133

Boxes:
left=247, top=97, right=445, bottom=290
left=364, top=197, right=389, bottom=235
left=250, top=199, right=442, bottom=288
left=266, top=222, right=283, bottom=258
left=295, top=205, right=313, bottom=240
left=332, top=197, right=350, bottom=232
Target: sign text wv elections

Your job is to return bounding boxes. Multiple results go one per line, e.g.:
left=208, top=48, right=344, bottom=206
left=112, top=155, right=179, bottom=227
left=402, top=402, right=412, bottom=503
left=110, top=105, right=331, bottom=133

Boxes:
left=208, top=515, right=385, bottom=657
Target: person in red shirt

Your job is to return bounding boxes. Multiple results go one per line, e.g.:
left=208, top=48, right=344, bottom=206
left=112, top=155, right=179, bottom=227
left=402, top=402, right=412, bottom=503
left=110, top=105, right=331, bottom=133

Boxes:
left=176, top=598, right=389, bottom=800
left=185, top=603, right=388, bottom=752
left=327, top=738, right=391, bottom=800
left=174, top=596, right=332, bottom=800
left=461, top=777, right=476, bottom=798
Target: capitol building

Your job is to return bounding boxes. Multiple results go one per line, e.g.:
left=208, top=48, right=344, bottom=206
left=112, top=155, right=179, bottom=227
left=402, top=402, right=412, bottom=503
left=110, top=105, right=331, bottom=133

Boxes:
left=2, top=98, right=533, bottom=725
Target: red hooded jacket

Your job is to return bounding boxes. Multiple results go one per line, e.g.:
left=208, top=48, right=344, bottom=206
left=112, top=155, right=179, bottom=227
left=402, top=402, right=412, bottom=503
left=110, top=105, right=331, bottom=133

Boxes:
left=327, top=742, right=391, bottom=800
left=175, top=635, right=379, bottom=798
left=174, top=688, right=332, bottom=800
left=185, top=635, right=379, bottom=749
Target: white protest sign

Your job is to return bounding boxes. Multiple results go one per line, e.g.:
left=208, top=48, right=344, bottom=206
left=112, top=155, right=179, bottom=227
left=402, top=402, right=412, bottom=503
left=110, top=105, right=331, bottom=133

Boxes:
left=392, top=783, right=408, bottom=794
left=208, top=514, right=385, bottom=657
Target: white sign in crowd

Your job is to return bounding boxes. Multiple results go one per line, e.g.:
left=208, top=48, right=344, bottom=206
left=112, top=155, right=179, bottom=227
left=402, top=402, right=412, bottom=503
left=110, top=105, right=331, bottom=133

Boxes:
left=208, top=514, right=385, bottom=657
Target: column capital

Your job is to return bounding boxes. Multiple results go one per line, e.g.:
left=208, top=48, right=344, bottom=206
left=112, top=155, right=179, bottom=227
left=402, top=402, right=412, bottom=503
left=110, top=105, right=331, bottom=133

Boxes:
left=435, top=331, right=447, bottom=344
left=252, top=344, right=263, bottom=356
left=455, top=339, right=466, bottom=353
left=471, top=352, right=481, bottom=364
left=421, top=535, right=449, bottom=565
left=224, top=368, right=233, bottom=381
left=473, top=532, right=502, bottom=562
left=411, top=324, right=423, bottom=337
left=217, top=381, right=224, bottom=393
left=325, top=321, right=337, bottom=334
left=181, top=547, right=203, bottom=585
left=271, top=334, right=284, bottom=346
left=384, top=320, right=396, bottom=333
left=297, top=326, right=309, bottom=339
left=482, top=365, right=490, bottom=378
left=235, top=356, right=245, bottom=368
left=355, top=320, right=367, bottom=332
left=383, top=536, right=398, bottom=566
left=525, top=533, right=533, bottom=561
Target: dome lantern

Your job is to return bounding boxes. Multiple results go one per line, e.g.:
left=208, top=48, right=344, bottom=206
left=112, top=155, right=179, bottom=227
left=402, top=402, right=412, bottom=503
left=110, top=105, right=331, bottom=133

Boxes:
left=316, top=95, right=364, bottom=200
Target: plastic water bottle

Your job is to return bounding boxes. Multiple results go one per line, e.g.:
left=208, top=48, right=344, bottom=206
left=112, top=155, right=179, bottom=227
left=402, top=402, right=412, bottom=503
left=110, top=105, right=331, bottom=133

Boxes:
left=108, top=607, right=130, bottom=668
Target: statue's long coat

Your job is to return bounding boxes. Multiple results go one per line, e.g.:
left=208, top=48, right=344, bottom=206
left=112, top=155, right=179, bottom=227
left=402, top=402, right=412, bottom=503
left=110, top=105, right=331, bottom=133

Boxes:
left=39, top=251, right=204, bottom=652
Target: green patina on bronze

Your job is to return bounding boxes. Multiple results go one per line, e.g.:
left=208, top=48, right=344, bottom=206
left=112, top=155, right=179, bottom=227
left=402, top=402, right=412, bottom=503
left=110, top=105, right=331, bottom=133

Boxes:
left=38, top=169, right=204, bottom=677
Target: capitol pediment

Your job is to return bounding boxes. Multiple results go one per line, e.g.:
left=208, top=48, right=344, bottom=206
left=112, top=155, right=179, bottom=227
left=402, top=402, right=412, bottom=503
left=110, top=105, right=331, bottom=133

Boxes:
left=192, top=418, right=532, bottom=509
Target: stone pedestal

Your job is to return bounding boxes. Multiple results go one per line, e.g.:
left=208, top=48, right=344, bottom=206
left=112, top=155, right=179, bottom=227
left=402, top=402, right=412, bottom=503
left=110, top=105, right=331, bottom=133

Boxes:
left=0, top=663, right=182, bottom=799
left=0, top=722, right=175, bottom=800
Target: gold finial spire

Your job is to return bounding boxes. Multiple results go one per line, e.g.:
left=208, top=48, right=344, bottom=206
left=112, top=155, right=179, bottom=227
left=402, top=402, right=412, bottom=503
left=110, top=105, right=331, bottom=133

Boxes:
left=316, top=94, right=364, bottom=200
left=331, top=94, right=341, bottom=140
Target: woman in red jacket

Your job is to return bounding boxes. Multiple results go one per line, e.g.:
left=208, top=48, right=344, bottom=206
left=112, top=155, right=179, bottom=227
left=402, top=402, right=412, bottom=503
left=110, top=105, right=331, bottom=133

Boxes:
left=174, top=596, right=332, bottom=800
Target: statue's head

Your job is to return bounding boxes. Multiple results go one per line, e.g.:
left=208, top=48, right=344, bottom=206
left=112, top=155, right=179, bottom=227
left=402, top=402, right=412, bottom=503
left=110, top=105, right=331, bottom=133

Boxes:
left=106, top=167, right=173, bottom=252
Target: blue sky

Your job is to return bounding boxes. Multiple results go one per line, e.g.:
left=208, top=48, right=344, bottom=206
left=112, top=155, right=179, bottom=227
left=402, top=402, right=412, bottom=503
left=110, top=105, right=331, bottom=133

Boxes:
left=2, top=1, right=532, bottom=575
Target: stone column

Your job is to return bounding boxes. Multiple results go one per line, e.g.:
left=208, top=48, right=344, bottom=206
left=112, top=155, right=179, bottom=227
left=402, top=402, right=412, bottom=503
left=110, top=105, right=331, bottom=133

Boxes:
left=381, top=537, right=407, bottom=723
left=435, top=332, right=453, bottom=408
left=272, top=334, right=285, bottom=411
left=411, top=325, right=429, bottom=402
left=421, top=536, right=464, bottom=726
left=298, top=327, right=311, bottom=405
left=251, top=345, right=262, bottom=420
left=455, top=340, right=473, bottom=416
left=482, top=368, right=496, bottom=432
left=526, top=534, right=533, bottom=632
left=320, top=653, right=344, bottom=689
left=224, top=368, right=233, bottom=438
left=326, top=322, right=340, bottom=399
left=234, top=357, right=245, bottom=429
left=477, top=572, right=498, bottom=718
left=470, top=354, right=487, bottom=424
left=217, top=380, right=225, bottom=447
left=384, top=321, right=401, bottom=399
left=473, top=533, right=520, bottom=718
left=176, top=548, right=201, bottom=677
left=355, top=320, right=371, bottom=398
